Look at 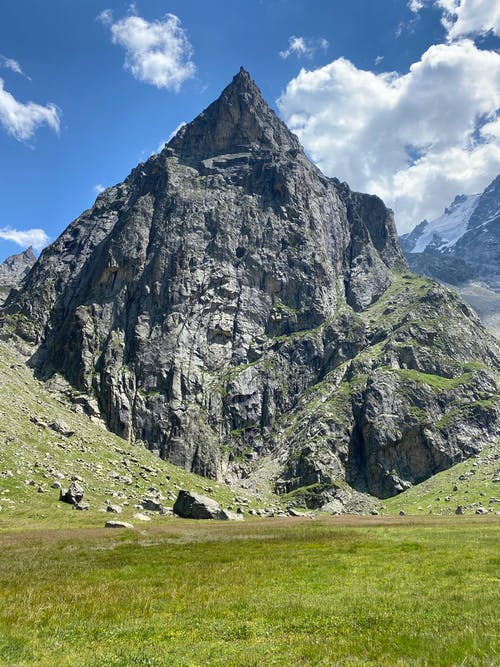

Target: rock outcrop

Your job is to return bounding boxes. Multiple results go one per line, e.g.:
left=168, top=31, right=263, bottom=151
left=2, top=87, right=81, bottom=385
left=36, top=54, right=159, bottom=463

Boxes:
left=2, top=69, right=499, bottom=503
left=0, top=246, right=36, bottom=304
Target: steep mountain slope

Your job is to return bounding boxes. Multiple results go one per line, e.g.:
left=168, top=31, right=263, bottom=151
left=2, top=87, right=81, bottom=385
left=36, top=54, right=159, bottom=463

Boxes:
left=2, top=69, right=500, bottom=505
left=0, top=247, right=35, bottom=305
left=0, top=338, right=252, bottom=529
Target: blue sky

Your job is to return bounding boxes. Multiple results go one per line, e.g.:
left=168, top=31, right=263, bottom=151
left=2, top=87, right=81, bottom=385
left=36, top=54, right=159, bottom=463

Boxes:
left=0, top=0, right=499, bottom=262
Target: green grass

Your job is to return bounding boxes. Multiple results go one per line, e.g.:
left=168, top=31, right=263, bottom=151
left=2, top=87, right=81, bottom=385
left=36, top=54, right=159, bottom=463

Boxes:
left=0, top=517, right=498, bottom=666
left=383, top=443, right=500, bottom=516
left=392, top=368, right=472, bottom=390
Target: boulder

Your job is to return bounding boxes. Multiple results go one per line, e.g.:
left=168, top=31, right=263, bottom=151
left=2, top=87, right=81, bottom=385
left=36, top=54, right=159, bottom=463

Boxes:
left=218, top=509, right=244, bottom=521
left=73, top=502, right=90, bottom=510
left=141, top=498, right=164, bottom=512
left=173, top=490, right=222, bottom=519
left=105, top=521, right=134, bottom=529
left=288, top=508, right=307, bottom=517
left=106, top=504, right=122, bottom=514
left=59, top=481, right=84, bottom=505
left=49, top=420, right=75, bottom=437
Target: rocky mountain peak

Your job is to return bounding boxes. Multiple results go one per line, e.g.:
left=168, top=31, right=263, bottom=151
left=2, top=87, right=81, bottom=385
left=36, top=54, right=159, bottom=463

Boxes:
left=168, top=67, right=301, bottom=162
left=2, top=72, right=499, bottom=506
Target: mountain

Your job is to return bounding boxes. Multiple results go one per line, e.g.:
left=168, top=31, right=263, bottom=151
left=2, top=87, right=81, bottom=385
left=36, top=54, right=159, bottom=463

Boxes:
left=0, top=246, right=36, bottom=304
left=401, top=176, right=500, bottom=337
left=401, top=176, right=500, bottom=289
left=2, top=69, right=499, bottom=506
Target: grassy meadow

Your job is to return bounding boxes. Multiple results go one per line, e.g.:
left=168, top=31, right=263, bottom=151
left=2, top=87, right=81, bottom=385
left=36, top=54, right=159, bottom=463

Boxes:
left=0, top=516, right=499, bottom=667
left=0, top=339, right=499, bottom=666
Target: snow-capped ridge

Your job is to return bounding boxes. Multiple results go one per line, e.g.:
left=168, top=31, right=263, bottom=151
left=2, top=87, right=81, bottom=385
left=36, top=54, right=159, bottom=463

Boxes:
left=411, top=193, right=480, bottom=253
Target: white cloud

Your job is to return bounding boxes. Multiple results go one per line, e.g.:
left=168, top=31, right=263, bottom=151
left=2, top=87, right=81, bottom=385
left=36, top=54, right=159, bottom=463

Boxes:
left=279, top=36, right=329, bottom=60
left=374, top=55, right=384, bottom=65
left=278, top=40, right=500, bottom=231
left=94, top=184, right=106, bottom=194
left=0, top=55, right=29, bottom=79
left=97, top=9, right=113, bottom=26
left=408, top=0, right=425, bottom=12
left=0, top=227, right=49, bottom=250
left=0, top=78, right=60, bottom=141
left=436, top=0, right=500, bottom=39
left=100, top=11, right=195, bottom=91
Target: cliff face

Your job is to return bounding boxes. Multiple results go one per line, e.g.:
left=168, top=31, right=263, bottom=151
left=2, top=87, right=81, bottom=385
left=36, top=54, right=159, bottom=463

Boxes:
left=3, top=70, right=499, bottom=503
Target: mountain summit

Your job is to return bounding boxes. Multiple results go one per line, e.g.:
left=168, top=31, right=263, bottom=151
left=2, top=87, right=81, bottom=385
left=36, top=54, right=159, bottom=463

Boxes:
left=3, top=71, right=499, bottom=506
left=169, top=68, right=301, bottom=161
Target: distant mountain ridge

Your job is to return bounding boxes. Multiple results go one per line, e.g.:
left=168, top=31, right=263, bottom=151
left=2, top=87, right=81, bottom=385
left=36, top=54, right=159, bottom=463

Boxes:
left=400, top=176, right=500, bottom=339
left=401, top=175, right=500, bottom=292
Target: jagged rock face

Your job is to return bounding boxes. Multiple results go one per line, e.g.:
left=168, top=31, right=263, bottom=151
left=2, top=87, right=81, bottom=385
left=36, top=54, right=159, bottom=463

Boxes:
left=3, top=70, right=500, bottom=501
left=0, top=247, right=35, bottom=304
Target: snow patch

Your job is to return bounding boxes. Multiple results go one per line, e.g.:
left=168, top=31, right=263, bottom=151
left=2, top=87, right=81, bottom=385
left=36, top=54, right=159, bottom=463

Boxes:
left=412, top=194, right=480, bottom=253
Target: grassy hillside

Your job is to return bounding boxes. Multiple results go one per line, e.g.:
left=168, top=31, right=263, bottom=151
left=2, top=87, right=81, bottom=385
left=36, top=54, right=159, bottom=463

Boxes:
left=382, top=443, right=500, bottom=516
left=0, top=339, right=272, bottom=530
left=1, top=335, right=499, bottom=525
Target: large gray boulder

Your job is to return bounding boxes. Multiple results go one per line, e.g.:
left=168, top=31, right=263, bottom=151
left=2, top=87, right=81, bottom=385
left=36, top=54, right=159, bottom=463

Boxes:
left=105, top=521, right=134, bottom=529
left=173, top=490, right=222, bottom=519
left=59, top=481, right=84, bottom=505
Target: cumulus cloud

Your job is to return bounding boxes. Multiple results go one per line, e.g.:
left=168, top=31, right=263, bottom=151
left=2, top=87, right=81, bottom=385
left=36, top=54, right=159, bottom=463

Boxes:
left=278, top=40, right=500, bottom=231
left=279, top=36, right=329, bottom=60
left=0, top=227, right=49, bottom=250
left=436, top=0, right=500, bottom=39
left=0, top=78, right=60, bottom=141
left=94, top=184, right=106, bottom=194
left=410, top=1, right=500, bottom=39
left=100, top=10, right=195, bottom=91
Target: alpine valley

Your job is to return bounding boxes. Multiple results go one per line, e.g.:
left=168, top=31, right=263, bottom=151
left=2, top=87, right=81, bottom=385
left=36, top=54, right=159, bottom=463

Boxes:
left=1, top=69, right=500, bottom=509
